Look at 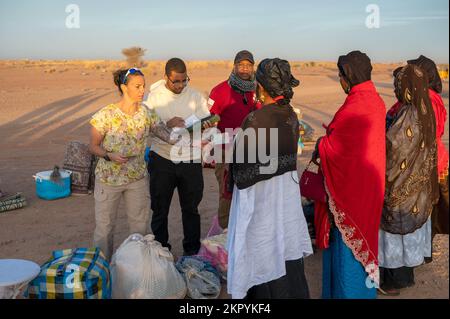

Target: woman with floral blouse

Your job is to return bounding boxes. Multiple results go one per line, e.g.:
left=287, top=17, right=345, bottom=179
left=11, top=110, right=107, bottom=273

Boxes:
left=89, top=68, right=178, bottom=260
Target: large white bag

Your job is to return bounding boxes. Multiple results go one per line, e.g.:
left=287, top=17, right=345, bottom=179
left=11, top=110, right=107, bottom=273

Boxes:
left=110, top=234, right=186, bottom=299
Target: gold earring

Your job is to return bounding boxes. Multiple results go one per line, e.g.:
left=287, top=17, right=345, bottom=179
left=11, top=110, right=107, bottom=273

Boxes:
left=259, top=92, right=266, bottom=104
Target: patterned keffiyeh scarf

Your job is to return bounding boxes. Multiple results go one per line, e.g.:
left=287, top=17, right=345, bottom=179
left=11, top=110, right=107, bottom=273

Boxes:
left=228, top=72, right=256, bottom=94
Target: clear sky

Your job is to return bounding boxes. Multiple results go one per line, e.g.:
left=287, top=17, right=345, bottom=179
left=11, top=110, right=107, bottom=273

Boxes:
left=0, top=0, right=448, bottom=62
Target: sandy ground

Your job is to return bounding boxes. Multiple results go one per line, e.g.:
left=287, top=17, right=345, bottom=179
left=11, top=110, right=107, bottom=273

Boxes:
left=0, top=61, right=448, bottom=299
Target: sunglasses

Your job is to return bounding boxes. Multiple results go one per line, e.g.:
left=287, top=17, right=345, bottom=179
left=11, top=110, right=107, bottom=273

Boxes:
left=122, top=68, right=144, bottom=84
left=167, top=75, right=190, bottom=86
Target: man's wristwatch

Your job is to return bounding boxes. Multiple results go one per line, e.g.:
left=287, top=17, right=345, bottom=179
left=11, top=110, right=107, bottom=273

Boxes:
left=103, top=152, right=111, bottom=161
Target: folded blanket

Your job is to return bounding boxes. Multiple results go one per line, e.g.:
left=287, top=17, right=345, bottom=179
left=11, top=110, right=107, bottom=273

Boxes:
left=0, top=193, right=27, bottom=213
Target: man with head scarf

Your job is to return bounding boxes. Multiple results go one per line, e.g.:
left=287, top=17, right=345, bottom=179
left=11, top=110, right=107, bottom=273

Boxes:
left=313, top=51, right=386, bottom=299
left=208, top=50, right=261, bottom=229
left=226, top=58, right=313, bottom=299
left=408, top=56, right=449, bottom=241
left=378, top=64, right=440, bottom=296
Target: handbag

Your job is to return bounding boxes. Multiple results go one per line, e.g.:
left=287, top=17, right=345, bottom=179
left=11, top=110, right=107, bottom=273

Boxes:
left=300, top=161, right=327, bottom=203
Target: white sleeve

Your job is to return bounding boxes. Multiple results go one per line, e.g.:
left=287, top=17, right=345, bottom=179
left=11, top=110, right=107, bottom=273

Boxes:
left=195, top=91, right=212, bottom=119
left=142, top=94, right=154, bottom=111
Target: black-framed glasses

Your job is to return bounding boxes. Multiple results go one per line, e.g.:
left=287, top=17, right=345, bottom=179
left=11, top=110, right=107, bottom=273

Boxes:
left=122, top=68, right=144, bottom=84
left=167, top=75, right=190, bottom=86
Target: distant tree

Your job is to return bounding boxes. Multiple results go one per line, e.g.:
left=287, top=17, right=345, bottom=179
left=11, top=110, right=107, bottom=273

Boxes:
left=121, top=46, right=147, bottom=68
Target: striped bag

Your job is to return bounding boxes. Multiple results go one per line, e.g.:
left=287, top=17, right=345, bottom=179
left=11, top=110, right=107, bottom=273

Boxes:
left=0, top=193, right=27, bottom=213
left=26, top=248, right=111, bottom=299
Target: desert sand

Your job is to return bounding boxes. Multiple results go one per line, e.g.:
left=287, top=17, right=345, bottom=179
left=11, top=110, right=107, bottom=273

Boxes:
left=0, top=60, right=448, bottom=299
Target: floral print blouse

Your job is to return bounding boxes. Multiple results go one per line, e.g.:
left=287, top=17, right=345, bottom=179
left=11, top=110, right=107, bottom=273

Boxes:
left=90, top=104, right=158, bottom=186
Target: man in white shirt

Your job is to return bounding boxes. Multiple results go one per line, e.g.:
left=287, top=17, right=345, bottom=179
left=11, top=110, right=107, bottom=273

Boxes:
left=144, top=58, right=211, bottom=255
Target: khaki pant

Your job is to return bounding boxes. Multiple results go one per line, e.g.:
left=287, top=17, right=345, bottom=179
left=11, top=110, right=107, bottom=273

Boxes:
left=93, top=176, right=150, bottom=261
left=214, top=162, right=231, bottom=229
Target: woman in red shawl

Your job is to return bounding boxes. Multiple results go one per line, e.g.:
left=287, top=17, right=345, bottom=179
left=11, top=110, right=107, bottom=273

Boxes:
left=313, top=51, right=386, bottom=299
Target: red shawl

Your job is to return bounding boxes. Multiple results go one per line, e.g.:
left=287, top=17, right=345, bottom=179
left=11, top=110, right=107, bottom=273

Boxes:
left=387, top=101, right=401, bottom=118
left=318, top=81, right=386, bottom=284
left=429, top=89, right=449, bottom=180
left=388, top=90, right=448, bottom=180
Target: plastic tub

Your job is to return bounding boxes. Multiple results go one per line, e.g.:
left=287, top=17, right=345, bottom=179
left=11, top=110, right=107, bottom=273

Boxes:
left=33, top=169, right=72, bottom=200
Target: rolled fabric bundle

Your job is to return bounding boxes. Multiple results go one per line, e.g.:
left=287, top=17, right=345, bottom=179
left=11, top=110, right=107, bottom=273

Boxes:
left=0, top=193, right=27, bottom=213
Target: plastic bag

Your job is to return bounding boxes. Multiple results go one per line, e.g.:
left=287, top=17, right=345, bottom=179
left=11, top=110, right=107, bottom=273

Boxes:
left=197, top=233, right=228, bottom=280
left=110, top=234, right=186, bottom=299
left=299, top=120, right=315, bottom=142
left=176, top=256, right=221, bottom=299
left=206, top=215, right=224, bottom=238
